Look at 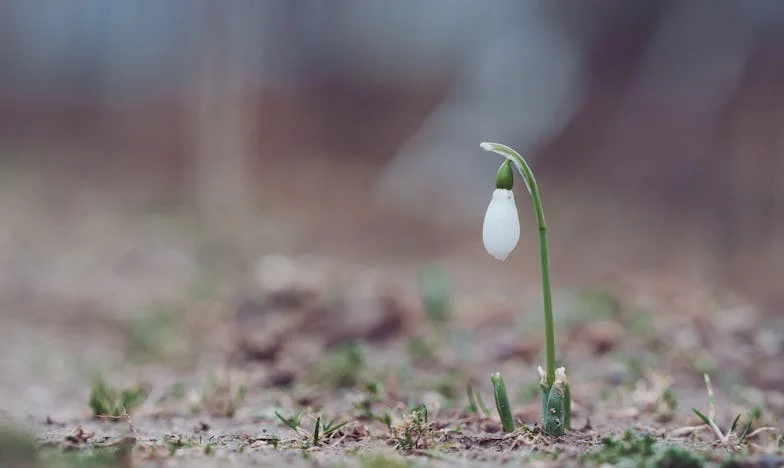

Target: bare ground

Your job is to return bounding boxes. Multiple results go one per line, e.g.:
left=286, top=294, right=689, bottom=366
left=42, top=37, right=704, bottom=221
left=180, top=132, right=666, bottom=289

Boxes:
left=0, top=151, right=782, bottom=467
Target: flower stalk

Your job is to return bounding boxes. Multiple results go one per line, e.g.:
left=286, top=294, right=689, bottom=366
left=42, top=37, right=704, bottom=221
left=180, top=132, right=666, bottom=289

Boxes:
left=480, top=142, right=570, bottom=436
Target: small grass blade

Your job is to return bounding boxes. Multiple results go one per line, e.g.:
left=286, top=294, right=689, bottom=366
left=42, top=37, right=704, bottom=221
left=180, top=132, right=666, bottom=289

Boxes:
left=322, top=419, right=348, bottom=437
left=466, top=384, right=479, bottom=413
left=466, top=383, right=490, bottom=417
left=475, top=390, right=491, bottom=416
left=313, top=417, right=321, bottom=446
left=737, top=421, right=753, bottom=444
left=692, top=408, right=712, bottom=427
left=703, top=374, right=717, bottom=421
left=467, top=384, right=478, bottom=414
left=730, top=414, right=741, bottom=434
left=275, top=410, right=303, bottom=432
left=413, top=403, right=428, bottom=424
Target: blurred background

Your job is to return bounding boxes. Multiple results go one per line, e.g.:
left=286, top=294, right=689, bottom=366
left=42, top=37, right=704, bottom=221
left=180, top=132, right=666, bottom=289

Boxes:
left=0, top=0, right=782, bottom=326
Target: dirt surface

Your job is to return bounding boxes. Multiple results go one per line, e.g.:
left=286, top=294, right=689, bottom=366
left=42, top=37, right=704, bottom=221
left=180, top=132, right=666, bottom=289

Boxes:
left=0, top=151, right=782, bottom=467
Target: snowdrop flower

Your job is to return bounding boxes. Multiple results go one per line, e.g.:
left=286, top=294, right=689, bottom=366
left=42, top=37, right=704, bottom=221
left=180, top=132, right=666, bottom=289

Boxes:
left=482, top=188, right=520, bottom=261
left=480, top=142, right=570, bottom=436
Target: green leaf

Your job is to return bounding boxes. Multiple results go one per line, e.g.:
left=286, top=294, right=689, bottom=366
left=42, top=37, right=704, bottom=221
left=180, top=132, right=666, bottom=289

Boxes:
left=540, top=384, right=550, bottom=425
left=323, top=420, right=348, bottom=437
left=563, top=382, right=571, bottom=431
left=490, top=373, right=515, bottom=433
left=544, top=386, right=565, bottom=437
left=476, top=391, right=490, bottom=416
left=691, top=408, right=711, bottom=427
left=313, top=417, right=321, bottom=445
left=275, top=410, right=303, bottom=431
left=466, top=384, right=479, bottom=414
left=737, top=421, right=753, bottom=444
left=730, top=413, right=741, bottom=434
left=466, top=383, right=490, bottom=417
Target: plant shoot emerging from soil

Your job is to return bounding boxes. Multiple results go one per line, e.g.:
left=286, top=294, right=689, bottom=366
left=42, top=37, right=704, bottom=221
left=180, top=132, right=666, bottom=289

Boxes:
left=490, top=373, right=514, bottom=433
left=480, top=142, right=570, bottom=436
left=690, top=373, right=778, bottom=451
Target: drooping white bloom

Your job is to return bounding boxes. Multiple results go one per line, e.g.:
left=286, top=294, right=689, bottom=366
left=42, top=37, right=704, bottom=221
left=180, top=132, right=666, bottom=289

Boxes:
left=482, top=188, right=520, bottom=261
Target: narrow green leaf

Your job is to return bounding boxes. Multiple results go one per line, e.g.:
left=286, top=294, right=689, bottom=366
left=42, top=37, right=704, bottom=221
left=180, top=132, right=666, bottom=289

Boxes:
left=738, top=421, right=753, bottom=444
left=466, top=384, right=491, bottom=417
left=692, top=408, right=712, bottom=427
left=490, top=373, right=515, bottom=433
left=415, top=403, right=428, bottom=424
left=730, top=413, right=741, bottom=434
left=540, top=384, right=550, bottom=424
left=544, top=386, right=565, bottom=437
left=563, top=382, right=572, bottom=431
left=275, top=410, right=301, bottom=431
left=466, top=384, right=478, bottom=414
left=323, top=420, right=349, bottom=437
left=313, top=417, right=321, bottom=445
left=475, top=388, right=491, bottom=416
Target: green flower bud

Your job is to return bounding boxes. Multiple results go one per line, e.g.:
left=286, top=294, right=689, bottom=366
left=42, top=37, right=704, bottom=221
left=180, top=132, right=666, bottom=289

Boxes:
left=495, top=160, right=513, bottom=190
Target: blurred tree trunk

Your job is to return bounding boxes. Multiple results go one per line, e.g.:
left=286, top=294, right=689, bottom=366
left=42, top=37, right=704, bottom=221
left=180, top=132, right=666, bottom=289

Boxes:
left=185, top=2, right=255, bottom=237
left=714, top=45, right=784, bottom=313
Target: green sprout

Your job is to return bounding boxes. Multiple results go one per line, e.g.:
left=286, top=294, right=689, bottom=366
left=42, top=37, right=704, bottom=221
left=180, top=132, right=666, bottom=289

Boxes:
left=466, top=383, right=490, bottom=417
left=274, top=410, right=348, bottom=447
left=691, top=373, right=778, bottom=451
left=480, top=142, right=570, bottom=436
left=490, top=373, right=515, bottom=433
left=391, top=404, right=434, bottom=452
left=88, top=373, right=147, bottom=420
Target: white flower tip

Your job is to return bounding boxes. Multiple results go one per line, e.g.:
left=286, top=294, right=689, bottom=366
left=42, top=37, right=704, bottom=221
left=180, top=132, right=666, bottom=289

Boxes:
left=538, top=366, right=547, bottom=385
left=482, top=189, right=520, bottom=261
left=479, top=142, right=494, bottom=151
left=555, top=367, right=568, bottom=386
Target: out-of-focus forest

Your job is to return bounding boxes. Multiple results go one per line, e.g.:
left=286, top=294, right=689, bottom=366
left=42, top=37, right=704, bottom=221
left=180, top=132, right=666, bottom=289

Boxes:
left=0, top=0, right=782, bottom=313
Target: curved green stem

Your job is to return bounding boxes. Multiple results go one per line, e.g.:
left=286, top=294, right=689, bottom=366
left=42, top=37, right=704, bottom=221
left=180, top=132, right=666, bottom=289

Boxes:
left=481, top=142, right=555, bottom=387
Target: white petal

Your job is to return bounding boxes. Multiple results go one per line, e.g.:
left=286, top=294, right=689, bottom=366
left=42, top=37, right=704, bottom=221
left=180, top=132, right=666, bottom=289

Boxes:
left=482, top=189, right=520, bottom=261
left=555, top=367, right=568, bottom=385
